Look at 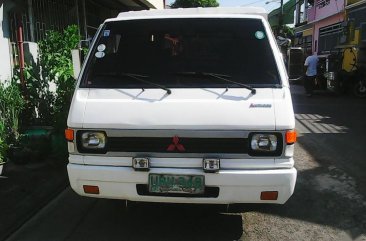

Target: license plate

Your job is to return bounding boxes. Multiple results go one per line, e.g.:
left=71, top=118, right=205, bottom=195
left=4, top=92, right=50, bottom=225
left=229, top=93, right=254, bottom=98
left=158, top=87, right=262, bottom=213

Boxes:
left=149, top=174, right=205, bottom=194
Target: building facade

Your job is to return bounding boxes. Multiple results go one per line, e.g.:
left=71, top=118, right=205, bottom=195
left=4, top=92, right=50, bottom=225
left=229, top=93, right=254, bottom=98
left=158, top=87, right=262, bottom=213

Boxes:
left=0, top=0, right=164, bottom=81
left=294, top=0, right=345, bottom=54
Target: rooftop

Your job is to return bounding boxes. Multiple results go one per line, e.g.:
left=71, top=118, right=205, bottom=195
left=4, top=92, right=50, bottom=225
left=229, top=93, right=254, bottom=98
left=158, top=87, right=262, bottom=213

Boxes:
left=108, top=7, right=268, bottom=21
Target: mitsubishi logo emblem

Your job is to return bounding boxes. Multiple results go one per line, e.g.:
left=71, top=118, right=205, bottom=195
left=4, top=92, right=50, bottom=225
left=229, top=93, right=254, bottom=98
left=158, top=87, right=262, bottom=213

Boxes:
left=167, top=135, right=185, bottom=152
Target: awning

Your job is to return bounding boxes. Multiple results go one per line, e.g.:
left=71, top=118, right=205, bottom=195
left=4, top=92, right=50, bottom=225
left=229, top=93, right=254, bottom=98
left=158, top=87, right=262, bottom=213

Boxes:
left=268, top=0, right=296, bottom=27
left=302, top=28, right=313, bottom=36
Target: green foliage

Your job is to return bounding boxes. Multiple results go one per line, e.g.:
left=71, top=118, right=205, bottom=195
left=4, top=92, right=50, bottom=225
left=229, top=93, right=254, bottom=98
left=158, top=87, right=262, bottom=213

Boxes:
left=13, top=65, right=55, bottom=126
left=273, top=25, right=295, bottom=38
left=37, top=25, right=80, bottom=132
left=0, top=80, right=25, bottom=145
left=0, top=121, right=7, bottom=163
left=13, top=25, right=80, bottom=129
left=282, top=25, right=294, bottom=38
left=171, top=0, right=219, bottom=8
left=0, top=25, right=80, bottom=162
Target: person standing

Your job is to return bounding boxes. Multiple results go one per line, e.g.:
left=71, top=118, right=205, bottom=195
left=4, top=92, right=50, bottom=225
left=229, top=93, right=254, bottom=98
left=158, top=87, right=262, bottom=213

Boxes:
left=304, top=50, right=318, bottom=97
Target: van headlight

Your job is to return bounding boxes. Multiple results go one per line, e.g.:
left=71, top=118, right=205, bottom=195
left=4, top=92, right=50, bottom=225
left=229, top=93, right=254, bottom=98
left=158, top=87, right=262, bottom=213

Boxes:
left=78, top=131, right=107, bottom=153
left=249, top=133, right=282, bottom=156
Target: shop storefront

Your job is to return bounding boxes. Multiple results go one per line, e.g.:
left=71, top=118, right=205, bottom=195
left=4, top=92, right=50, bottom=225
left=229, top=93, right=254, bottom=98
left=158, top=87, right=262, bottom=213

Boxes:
left=300, top=0, right=345, bottom=53
left=295, top=27, right=313, bottom=53
left=314, top=13, right=344, bottom=53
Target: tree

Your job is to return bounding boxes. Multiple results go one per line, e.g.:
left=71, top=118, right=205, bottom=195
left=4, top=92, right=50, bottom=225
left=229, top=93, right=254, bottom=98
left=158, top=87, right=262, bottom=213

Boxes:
left=282, top=25, right=294, bottom=38
left=171, top=0, right=219, bottom=8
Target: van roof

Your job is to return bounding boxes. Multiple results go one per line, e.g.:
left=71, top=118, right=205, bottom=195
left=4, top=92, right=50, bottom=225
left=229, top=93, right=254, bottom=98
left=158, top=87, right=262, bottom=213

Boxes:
left=107, top=7, right=267, bottom=22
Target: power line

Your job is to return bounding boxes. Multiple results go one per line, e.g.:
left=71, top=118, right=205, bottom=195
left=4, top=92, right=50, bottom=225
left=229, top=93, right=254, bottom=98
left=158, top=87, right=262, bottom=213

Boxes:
left=241, top=0, right=268, bottom=7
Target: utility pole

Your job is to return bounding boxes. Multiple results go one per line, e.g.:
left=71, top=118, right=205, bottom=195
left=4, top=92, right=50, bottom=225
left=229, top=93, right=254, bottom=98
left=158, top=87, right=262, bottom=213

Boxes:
left=278, top=0, right=284, bottom=36
left=16, top=14, right=26, bottom=95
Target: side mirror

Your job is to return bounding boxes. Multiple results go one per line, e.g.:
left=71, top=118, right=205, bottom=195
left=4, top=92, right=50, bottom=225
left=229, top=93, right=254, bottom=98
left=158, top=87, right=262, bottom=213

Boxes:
left=79, top=38, right=92, bottom=49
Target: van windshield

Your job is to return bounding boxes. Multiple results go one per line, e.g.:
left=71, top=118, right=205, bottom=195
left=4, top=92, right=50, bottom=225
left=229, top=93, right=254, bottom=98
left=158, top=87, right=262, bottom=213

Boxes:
left=81, top=18, right=281, bottom=88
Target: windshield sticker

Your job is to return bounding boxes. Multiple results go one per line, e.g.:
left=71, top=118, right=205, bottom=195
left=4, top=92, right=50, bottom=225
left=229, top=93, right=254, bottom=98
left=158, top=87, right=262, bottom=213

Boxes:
left=103, top=30, right=110, bottom=37
left=97, top=44, right=106, bottom=52
left=95, top=51, right=105, bottom=58
left=255, top=31, right=265, bottom=40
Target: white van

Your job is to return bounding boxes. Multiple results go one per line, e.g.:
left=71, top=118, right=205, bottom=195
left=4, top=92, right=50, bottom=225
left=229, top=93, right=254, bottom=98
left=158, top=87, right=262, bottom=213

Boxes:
left=66, top=7, right=297, bottom=205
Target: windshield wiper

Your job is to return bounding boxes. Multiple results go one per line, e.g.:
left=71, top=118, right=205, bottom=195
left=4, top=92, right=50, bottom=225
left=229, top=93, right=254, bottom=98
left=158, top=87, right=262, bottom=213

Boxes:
left=95, top=72, right=171, bottom=95
left=174, top=71, right=256, bottom=95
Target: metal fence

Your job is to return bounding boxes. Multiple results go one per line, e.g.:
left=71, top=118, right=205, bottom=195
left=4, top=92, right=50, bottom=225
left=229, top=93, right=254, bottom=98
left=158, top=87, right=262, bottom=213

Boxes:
left=9, top=0, right=78, bottom=43
left=8, top=0, right=136, bottom=68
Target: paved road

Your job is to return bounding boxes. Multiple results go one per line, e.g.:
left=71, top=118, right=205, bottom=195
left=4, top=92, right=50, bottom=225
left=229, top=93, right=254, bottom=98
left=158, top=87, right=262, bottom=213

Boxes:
left=6, top=85, right=366, bottom=241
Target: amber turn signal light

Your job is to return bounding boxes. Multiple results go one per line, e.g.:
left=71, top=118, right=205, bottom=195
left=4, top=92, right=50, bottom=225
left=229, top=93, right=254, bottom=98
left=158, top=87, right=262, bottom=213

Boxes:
left=83, top=185, right=100, bottom=194
left=260, top=191, right=278, bottom=200
left=285, top=130, right=297, bottom=144
left=65, top=128, right=74, bottom=141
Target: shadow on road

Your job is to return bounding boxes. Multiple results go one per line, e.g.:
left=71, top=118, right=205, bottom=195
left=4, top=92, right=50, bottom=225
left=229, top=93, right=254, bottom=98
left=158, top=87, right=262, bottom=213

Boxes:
left=228, top=86, right=366, bottom=239
left=231, top=165, right=366, bottom=239
left=68, top=200, right=243, bottom=241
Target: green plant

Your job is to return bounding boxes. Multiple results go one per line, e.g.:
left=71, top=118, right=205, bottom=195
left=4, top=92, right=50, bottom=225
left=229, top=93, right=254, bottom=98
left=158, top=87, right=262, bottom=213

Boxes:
left=38, top=25, right=81, bottom=132
left=13, top=65, right=55, bottom=126
left=0, top=121, right=7, bottom=163
left=171, top=0, right=219, bottom=8
left=6, top=25, right=81, bottom=160
left=281, top=25, right=294, bottom=38
left=14, top=25, right=81, bottom=128
left=0, top=80, right=25, bottom=144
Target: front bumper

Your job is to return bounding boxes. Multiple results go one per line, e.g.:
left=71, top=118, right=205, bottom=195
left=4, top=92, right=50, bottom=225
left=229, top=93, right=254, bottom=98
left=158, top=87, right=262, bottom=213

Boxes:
left=67, top=164, right=297, bottom=204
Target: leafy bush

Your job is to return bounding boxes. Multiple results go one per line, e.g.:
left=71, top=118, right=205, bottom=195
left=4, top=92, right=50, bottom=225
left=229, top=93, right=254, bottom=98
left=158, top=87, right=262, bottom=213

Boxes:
left=0, top=25, right=80, bottom=162
left=16, top=25, right=81, bottom=131
left=38, top=25, right=80, bottom=132
left=0, top=81, right=25, bottom=144
left=0, top=121, right=7, bottom=163
left=13, top=65, right=55, bottom=127
left=171, top=0, right=219, bottom=8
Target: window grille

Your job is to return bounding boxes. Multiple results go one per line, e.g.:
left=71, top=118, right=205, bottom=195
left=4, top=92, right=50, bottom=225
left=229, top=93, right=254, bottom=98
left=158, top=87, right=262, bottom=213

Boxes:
left=9, top=0, right=78, bottom=43
left=319, top=23, right=343, bottom=37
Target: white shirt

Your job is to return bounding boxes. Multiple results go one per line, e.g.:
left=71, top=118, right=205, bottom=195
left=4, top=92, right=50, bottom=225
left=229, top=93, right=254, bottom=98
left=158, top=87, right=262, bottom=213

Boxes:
left=304, top=55, right=319, bottom=77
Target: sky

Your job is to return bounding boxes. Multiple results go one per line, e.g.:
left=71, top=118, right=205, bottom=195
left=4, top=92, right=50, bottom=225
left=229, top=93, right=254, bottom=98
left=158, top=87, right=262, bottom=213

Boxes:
left=166, top=0, right=291, bottom=13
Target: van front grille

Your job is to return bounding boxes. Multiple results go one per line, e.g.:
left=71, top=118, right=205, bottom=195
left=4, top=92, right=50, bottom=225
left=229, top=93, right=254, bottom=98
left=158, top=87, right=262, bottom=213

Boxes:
left=107, top=137, right=248, bottom=154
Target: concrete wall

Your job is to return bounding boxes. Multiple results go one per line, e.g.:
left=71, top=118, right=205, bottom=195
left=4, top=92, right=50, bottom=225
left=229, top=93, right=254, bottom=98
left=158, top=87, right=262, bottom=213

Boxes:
left=314, top=0, right=345, bottom=21
left=307, top=7, right=316, bottom=22
left=147, top=0, right=164, bottom=9
left=307, top=0, right=345, bottom=22
left=0, top=3, right=12, bottom=82
left=313, top=13, right=344, bottom=52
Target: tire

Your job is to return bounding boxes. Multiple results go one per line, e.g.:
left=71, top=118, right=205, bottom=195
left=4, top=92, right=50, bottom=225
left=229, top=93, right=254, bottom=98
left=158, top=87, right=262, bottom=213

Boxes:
left=352, top=80, right=366, bottom=98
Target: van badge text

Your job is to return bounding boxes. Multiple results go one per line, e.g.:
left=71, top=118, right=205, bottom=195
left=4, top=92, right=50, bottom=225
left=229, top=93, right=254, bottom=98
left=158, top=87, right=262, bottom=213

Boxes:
left=250, top=103, right=272, bottom=108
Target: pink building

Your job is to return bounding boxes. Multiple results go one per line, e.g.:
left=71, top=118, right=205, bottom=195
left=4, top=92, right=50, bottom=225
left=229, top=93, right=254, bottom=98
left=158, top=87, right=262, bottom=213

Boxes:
left=312, top=0, right=345, bottom=53
left=294, top=0, right=345, bottom=54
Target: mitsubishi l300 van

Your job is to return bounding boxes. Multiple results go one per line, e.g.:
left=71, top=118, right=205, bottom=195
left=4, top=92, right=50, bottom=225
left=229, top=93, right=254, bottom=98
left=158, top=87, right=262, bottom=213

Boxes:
left=66, top=7, right=297, bottom=204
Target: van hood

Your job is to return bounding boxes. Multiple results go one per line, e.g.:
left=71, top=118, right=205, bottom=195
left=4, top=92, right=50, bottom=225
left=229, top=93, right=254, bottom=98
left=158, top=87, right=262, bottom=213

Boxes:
left=68, top=88, right=294, bottom=130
